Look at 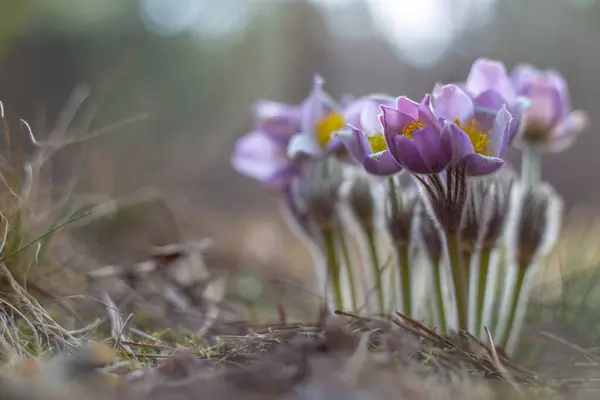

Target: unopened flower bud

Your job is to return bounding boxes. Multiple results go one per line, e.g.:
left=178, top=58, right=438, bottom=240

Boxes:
left=507, top=182, right=563, bottom=269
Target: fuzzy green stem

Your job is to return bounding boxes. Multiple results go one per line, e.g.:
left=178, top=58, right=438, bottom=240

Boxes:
left=387, top=177, right=400, bottom=216
left=322, top=228, right=343, bottom=310
left=396, top=244, right=412, bottom=316
left=447, top=233, right=468, bottom=331
left=463, top=249, right=473, bottom=309
left=522, top=144, right=541, bottom=188
left=365, top=228, right=385, bottom=315
left=499, top=266, right=527, bottom=347
left=336, top=223, right=358, bottom=311
left=431, top=259, right=448, bottom=333
left=474, top=248, right=492, bottom=336
left=489, top=260, right=506, bottom=336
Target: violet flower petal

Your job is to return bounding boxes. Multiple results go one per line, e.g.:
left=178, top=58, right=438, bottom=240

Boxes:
left=336, top=128, right=372, bottom=162
left=396, top=96, right=421, bottom=119
left=465, top=58, right=515, bottom=104
left=287, top=133, right=321, bottom=158
left=232, top=131, right=290, bottom=182
left=487, top=105, right=512, bottom=157
left=460, top=153, right=505, bottom=176
left=392, top=135, right=435, bottom=174
left=411, top=126, right=452, bottom=172
left=364, top=151, right=403, bottom=176
left=441, top=122, right=475, bottom=164
left=432, top=85, right=474, bottom=123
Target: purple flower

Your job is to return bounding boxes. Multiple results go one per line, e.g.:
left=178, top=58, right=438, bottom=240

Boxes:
left=382, top=85, right=512, bottom=177
left=335, top=94, right=403, bottom=176
left=463, top=58, right=530, bottom=143
left=231, top=101, right=301, bottom=190
left=287, top=75, right=345, bottom=159
left=510, top=64, right=588, bottom=152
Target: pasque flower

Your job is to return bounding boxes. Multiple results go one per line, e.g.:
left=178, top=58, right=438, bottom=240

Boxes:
left=462, top=58, right=530, bottom=143
left=381, top=84, right=513, bottom=177
left=231, top=101, right=301, bottom=190
left=287, top=75, right=346, bottom=160
left=511, top=64, right=588, bottom=152
left=335, top=95, right=403, bottom=176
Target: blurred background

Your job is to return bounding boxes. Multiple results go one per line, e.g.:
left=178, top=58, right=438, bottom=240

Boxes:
left=0, top=0, right=598, bottom=289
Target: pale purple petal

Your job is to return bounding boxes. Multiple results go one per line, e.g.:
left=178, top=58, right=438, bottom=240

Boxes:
left=411, top=126, right=452, bottom=173
left=432, top=85, right=474, bottom=123
left=511, top=64, right=538, bottom=93
left=465, top=58, right=515, bottom=103
left=396, top=96, right=421, bottom=119
left=487, top=106, right=512, bottom=157
left=381, top=106, right=414, bottom=137
left=232, top=131, right=289, bottom=181
left=324, top=134, right=344, bottom=153
left=417, top=94, right=441, bottom=131
left=524, top=79, right=564, bottom=128
left=508, top=97, right=530, bottom=143
left=391, top=135, right=436, bottom=174
left=460, top=154, right=505, bottom=176
left=363, top=151, right=403, bottom=176
left=440, top=122, right=475, bottom=164
left=360, top=100, right=387, bottom=133
left=299, top=74, right=326, bottom=140
left=264, top=164, right=301, bottom=190
left=287, top=134, right=320, bottom=159
left=472, top=89, right=506, bottom=111
left=336, top=128, right=372, bottom=161
left=544, top=110, right=589, bottom=153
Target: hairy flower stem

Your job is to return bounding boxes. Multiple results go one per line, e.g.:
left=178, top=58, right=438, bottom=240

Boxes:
left=431, top=260, right=448, bottom=333
left=522, top=145, right=541, bottom=188
left=388, top=177, right=400, bottom=216
left=474, top=248, right=492, bottom=336
left=499, top=266, right=527, bottom=349
left=322, top=228, right=343, bottom=311
left=395, top=244, right=412, bottom=316
left=335, top=221, right=358, bottom=311
left=365, top=228, right=385, bottom=315
left=447, top=233, right=468, bottom=331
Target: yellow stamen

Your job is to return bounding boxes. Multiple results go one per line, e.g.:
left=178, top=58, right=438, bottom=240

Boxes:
left=400, top=119, right=425, bottom=139
left=316, top=112, right=345, bottom=149
left=454, top=119, right=491, bottom=155
left=367, top=133, right=387, bottom=153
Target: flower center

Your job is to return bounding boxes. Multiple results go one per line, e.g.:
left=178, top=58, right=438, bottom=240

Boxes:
left=454, top=119, right=491, bottom=155
left=400, top=119, right=425, bottom=140
left=367, top=133, right=387, bottom=153
left=316, top=112, right=345, bottom=149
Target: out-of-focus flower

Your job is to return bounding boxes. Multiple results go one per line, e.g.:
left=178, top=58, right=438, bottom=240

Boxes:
left=462, top=58, right=530, bottom=143
left=511, top=64, right=589, bottom=152
left=231, top=101, right=301, bottom=190
left=382, top=85, right=512, bottom=177
left=335, top=95, right=403, bottom=176
left=287, top=157, right=346, bottom=233
left=507, top=181, right=563, bottom=269
left=287, top=75, right=345, bottom=160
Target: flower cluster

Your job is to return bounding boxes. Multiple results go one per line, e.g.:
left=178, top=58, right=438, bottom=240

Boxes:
left=231, top=58, right=585, bottom=355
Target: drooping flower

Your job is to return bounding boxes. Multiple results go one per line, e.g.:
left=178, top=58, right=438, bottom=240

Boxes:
left=231, top=101, right=301, bottom=190
left=335, top=94, right=403, bottom=176
left=382, top=85, right=513, bottom=177
left=510, top=64, right=588, bottom=152
left=462, top=58, right=530, bottom=143
left=287, top=75, right=346, bottom=160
